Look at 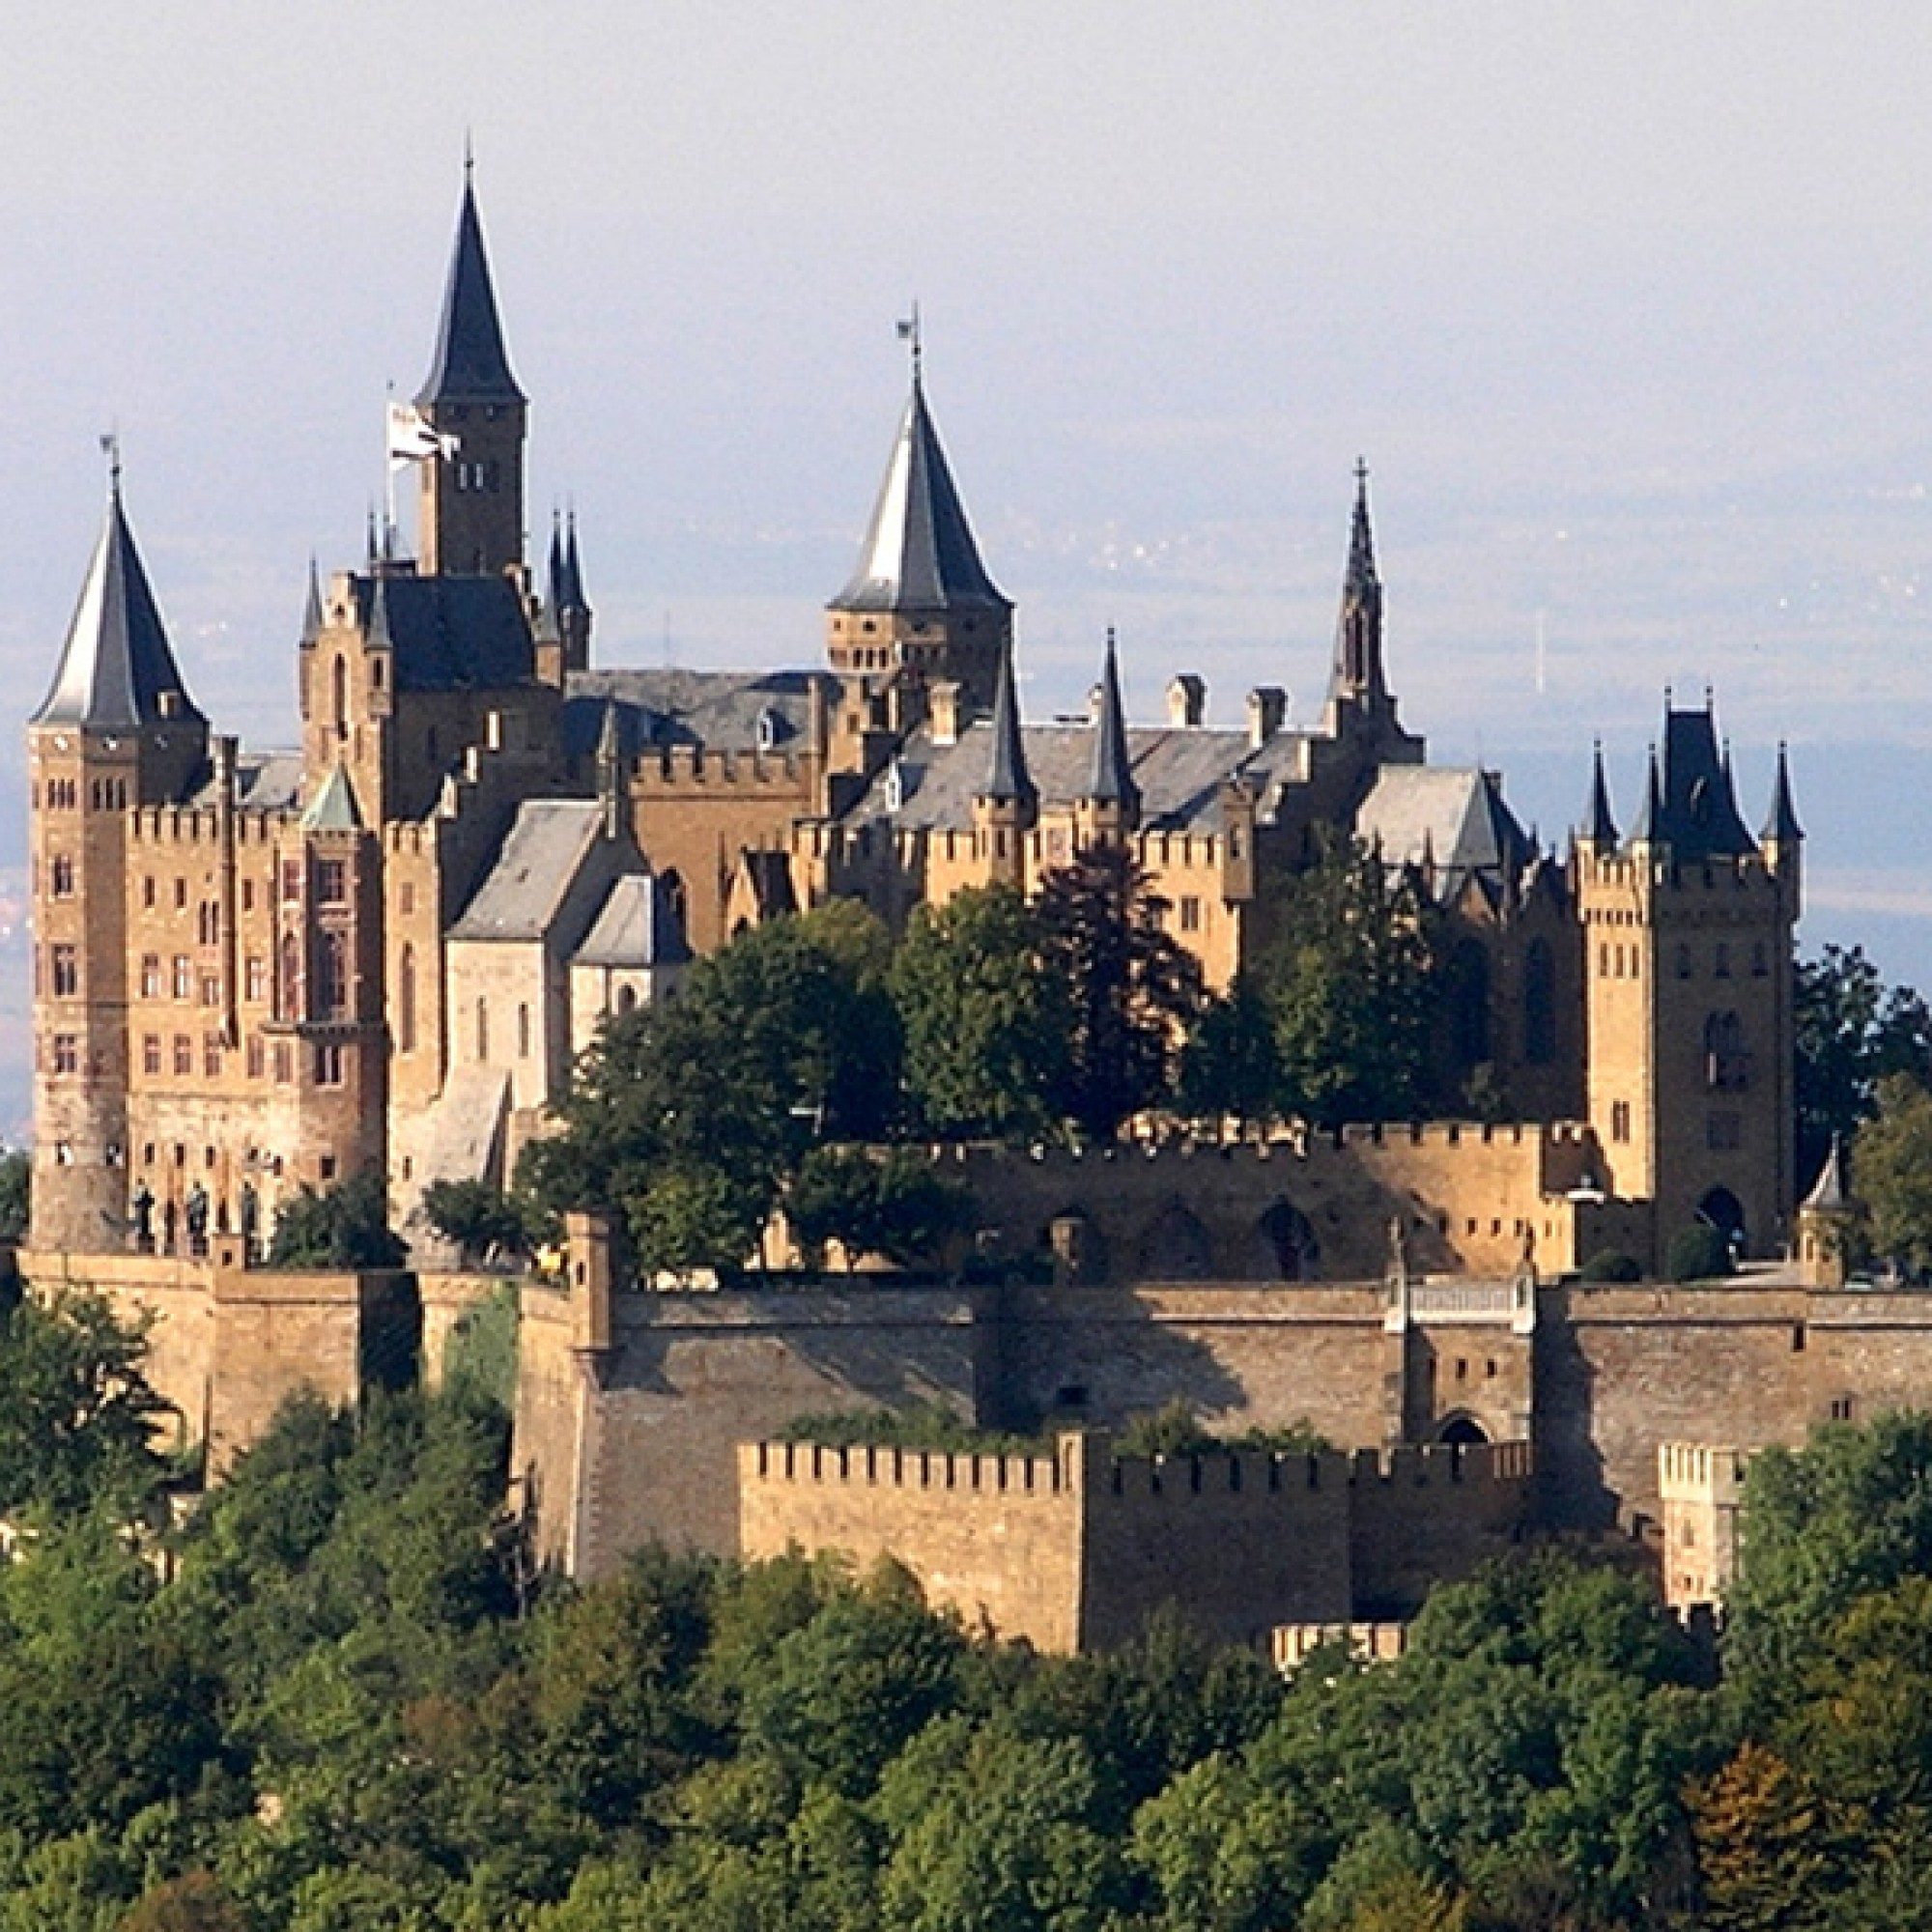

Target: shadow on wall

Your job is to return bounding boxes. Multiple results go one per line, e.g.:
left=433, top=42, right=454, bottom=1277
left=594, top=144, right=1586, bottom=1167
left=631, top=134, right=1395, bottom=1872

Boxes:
left=1531, top=1290, right=1612, bottom=1533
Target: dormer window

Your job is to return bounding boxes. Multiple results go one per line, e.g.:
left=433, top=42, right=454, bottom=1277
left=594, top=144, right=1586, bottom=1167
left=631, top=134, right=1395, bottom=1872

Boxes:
left=881, top=760, right=905, bottom=813
left=755, top=708, right=784, bottom=753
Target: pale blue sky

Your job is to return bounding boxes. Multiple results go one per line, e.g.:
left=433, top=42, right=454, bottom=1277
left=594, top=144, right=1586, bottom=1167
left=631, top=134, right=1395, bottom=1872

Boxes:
left=6, top=3, right=1932, bottom=980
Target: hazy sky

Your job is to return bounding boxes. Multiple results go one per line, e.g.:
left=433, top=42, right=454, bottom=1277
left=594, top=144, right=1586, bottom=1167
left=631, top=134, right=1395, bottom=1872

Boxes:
left=6, top=3, right=1932, bottom=979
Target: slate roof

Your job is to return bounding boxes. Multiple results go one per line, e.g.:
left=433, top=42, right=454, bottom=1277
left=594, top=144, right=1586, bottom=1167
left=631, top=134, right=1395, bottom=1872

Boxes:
left=562, top=667, right=838, bottom=757
left=185, top=751, right=303, bottom=814
left=831, top=375, right=1009, bottom=614
left=416, top=179, right=525, bottom=406
left=841, top=720, right=1315, bottom=835
left=1630, top=706, right=1756, bottom=862
left=351, top=571, right=534, bottom=693
left=575, top=873, right=691, bottom=969
left=449, top=800, right=608, bottom=942
left=1352, top=766, right=1534, bottom=900
left=300, top=763, right=363, bottom=832
left=34, top=485, right=204, bottom=730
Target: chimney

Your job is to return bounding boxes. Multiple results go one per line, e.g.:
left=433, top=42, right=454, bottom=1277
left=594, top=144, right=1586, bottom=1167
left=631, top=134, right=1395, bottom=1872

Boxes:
left=1247, top=686, right=1287, bottom=749
left=928, top=679, right=962, bottom=748
left=1167, top=674, right=1206, bottom=728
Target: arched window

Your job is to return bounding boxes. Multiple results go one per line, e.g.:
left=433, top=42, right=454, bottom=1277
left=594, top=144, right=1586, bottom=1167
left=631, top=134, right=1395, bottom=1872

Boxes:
left=1523, top=938, right=1556, bottom=1065
left=1449, top=939, right=1492, bottom=1067
left=1704, top=1010, right=1747, bottom=1091
left=398, top=945, right=416, bottom=1055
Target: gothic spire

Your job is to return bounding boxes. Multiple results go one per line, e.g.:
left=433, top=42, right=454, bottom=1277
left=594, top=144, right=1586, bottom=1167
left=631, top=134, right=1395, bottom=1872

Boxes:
left=415, top=170, right=525, bottom=407
left=1762, top=741, right=1804, bottom=844
left=980, top=642, right=1036, bottom=809
left=831, top=358, right=1008, bottom=615
left=1629, top=745, right=1664, bottom=846
left=595, top=697, right=625, bottom=838
left=1329, top=458, right=1388, bottom=708
left=33, top=465, right=203, bottom=730
left=1581, top=740, right=1619, bottom=849
left=1087, top=629, right=1139, bottom=812
left=563, top=510, right=588, bottom=613
left=301, top=554, right=325, bottom=645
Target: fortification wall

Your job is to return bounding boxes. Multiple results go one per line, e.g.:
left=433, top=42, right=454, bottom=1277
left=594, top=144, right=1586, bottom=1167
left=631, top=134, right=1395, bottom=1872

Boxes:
left=739, top=1437, right=1086, bottom=1650
left=937, top=1123, right=1610, bottom=1286
left=998, top=1281, right=1397, bottom=1444
left=524, top=1282, right=995, bottom=1577
left=1078, top=1445, right=1352, bottom=1648
left=1349, top=1439, right=1532, bottom=1614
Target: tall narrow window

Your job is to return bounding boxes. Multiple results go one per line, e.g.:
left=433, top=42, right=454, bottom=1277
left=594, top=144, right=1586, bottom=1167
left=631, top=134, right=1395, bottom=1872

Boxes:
left=517, top=1001, right=531, bottom=1060
left=475, top=998, right=489, bottom=1063
left=331, top=656, right=348, bottom=739
left=316, top=931, right=348, bottom=1020
left=398, top=945, right=416, bottom=1055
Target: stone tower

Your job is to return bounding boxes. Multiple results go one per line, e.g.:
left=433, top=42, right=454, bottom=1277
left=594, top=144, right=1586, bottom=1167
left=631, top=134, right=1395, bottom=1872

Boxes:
left=414, top=169, right=526, bottom=579
left=1573, top=704, right=1799, bottom=1261
left=826, top=343, right=1012, bottom=716
left=27, top=469, right=208, bottom=1250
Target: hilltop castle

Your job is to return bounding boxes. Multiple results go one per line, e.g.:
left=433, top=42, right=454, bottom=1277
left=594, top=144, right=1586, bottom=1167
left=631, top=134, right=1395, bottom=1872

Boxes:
left=25, top=174, right=1804, bottom=1281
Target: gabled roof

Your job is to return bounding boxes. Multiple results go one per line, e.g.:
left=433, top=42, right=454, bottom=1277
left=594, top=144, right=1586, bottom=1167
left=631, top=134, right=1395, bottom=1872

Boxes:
left=1354, top=766, right=1534, bottom=902
left=449, top=800, right=609, bottom=942
left=831, top=374, right=1009, bottom=613
left=33, top=481, right=204, bottom=730
left=415, top=177, right=525, bottom=407
left=575, top=873, right=692, bottom=970
left=350, top=571, right=534, bottom=693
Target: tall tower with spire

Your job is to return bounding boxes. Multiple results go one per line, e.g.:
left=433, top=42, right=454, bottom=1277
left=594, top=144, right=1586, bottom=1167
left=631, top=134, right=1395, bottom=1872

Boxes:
left=414, top=165, right=526, bottom=579
left=1321, top=464, right=1421, bottom=764
left=826, top=331, right=1012, bottom=716
left=1573, top=701, right=1799, bottom=1262
left=27, top=463, right=209, bottom=1250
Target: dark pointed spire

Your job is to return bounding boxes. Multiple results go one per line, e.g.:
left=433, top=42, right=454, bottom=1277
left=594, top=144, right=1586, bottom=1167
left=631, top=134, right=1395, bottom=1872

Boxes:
left=1762, top=741, right=1804, bottom=844
left=1330, top=458, right=1389, bottom=708
left=301, top=554, right=324, bottom=644
left=1581, top=740, right=1619, bottom=848
left=1803, top=1137, right=1847, bottom=1212
left=832, top=355, right=1009, bottom=614
left=415, top=169, right=525, bottom=407
left=1087, top=629, right=1139, bottom=811
left=1629, top=745, right=1663, bottom=845
left=546, top=510, right=567, bottom=607
left=33, top=463, right=203, bottom=729
left=980, top=642, right=1036, bottom=809
left=364, top=569, right=395, bottom=651
left=563, top=510, right=588, bottom=612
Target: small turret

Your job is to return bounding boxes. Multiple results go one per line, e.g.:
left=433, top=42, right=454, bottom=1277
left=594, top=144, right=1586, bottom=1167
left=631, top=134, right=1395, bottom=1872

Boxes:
left=1580, top=741, right=1619, bottom=854
left=972, top=644, right=1037, bottom=887
left=1761, top=742, right=1804, bottom=906
left=1074, top=630, right=1140, bottom=843
left=1628, top=746, right=1664, bottom=852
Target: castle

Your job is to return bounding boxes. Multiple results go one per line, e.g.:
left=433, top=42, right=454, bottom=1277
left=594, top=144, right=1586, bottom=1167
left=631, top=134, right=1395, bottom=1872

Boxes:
left=18, top=173, right=1850, bottom=1648
left=24, top=171, right=1804, bottom=1276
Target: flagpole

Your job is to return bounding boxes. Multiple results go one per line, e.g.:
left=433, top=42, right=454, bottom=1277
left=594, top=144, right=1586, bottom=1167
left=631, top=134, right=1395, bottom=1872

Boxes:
left=383, top=383, right=398, bottom=559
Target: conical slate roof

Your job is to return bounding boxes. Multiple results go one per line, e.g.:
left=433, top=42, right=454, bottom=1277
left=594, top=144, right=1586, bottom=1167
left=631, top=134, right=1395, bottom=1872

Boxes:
left=300, top=762, right=363, bottom=832
left=1628, top=705, right=1755, bottom=861
left=1581, top=741, right=1619, bottom=847
left=1087, top=631, right=1139, bottom=810
left=980, top=644, right=1036, bottom=806
left=832, top=374, right=1009, bottom=614
left=33, top=479, right=203, bottom=729
left=415, top=177, right=525, bottom=407
left=1762, top=743, right=1804, bottom=844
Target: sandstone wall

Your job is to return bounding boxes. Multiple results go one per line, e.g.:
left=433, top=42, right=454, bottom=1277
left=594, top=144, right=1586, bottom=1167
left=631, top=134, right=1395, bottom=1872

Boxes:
left=1349, top=1439, right=1533, bottom=1614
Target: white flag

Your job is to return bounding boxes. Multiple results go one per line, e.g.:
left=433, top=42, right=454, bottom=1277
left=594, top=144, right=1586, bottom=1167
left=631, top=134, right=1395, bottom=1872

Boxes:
left=386, top=402, right=456, bottom=468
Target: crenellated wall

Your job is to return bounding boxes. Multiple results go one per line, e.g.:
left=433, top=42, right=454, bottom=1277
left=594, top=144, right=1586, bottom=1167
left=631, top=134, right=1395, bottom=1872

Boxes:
left=738, top=1431, right=1529, bottom=1651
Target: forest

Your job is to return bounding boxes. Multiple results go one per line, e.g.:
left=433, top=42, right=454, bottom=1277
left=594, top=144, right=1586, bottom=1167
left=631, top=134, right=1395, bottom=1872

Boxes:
left=5, top=1277, right=1932, bottom=1930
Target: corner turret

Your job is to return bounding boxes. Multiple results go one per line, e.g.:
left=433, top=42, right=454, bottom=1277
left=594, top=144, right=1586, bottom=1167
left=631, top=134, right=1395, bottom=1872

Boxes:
left=1074, top=630, right=1140, bottom=843
left=971, top=644, right=1037, bottom=886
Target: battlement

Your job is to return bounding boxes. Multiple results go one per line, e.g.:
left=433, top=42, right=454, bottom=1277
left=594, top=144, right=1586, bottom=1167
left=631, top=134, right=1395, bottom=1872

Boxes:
left=1658, top=1439, right=1748, bottom=1503
left=129, top=805, right=289, bottom=846
left=636, top=745, right=810, bottom=788
left=1577, top=848, right=1786, bottom=899
left=744, top=1436, right=1074, bottom=1495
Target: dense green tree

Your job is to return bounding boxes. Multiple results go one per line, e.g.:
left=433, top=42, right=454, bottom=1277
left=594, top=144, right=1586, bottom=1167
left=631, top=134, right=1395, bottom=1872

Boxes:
left=267, top=1168, right=406, bottom=1270
left=1854, top=1074, right=1932, bottom=1276
left=0, top=1150, right=29, bottom=1246
left=787, top=1147, right=967, bottom=1272
left=1178, top=974, right=1282, bottom=1127
left=421, top=1177, right=542, bottom=1264
left=523, top=903, right=901, bottom=1277
left=0, top=1289, right=171, bottom=1518
left=1034, top=844, right=1205, bottom=1139
left=1795, top=944, right=1932, bottom=1188
left=1257, top=832, right=1441, bottom=1127
left=891, top=885, right=1070, bottom=1141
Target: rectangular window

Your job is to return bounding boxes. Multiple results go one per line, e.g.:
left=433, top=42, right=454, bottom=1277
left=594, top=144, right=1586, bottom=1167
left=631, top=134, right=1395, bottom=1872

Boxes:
left=1610, top=1099, right=1632, bottom=1143
left=49, top=944, right=78, bottom=997
left=173, top=955, right=192, bottom=1000
left=315, top=1043, right=345, bottom=1088
left=315, top=858, right=347, bottom=905
left=399, top=881, right=415, bottom=916
left=173, top=1035, right=192, bottom=1076
left=1179, top=896, right=1202, bottom=933
left=51, top=1034, right=78, bottom=1074
left=242, top=878, right=255, bottom=914
left=141, top=953, right=162, bottom=999
left=173, top=877, right=187, bottom=910
left=200, top=974, right=221, bottom=1008
left=142, top=1034, right=161, bottom=1075
left=244, top=956, right=266, bottom=1004
left=203, top=1034, right=222, bottom=1077
left=142, top=875, right=157, bottom=909
left=272, top=1042, right=293, bottom=1085
left=49, top=855, right=74, bottom=898
left=246, top=1036, right=265, bottom=1079
left=281, top=859, right=302, bottom=902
